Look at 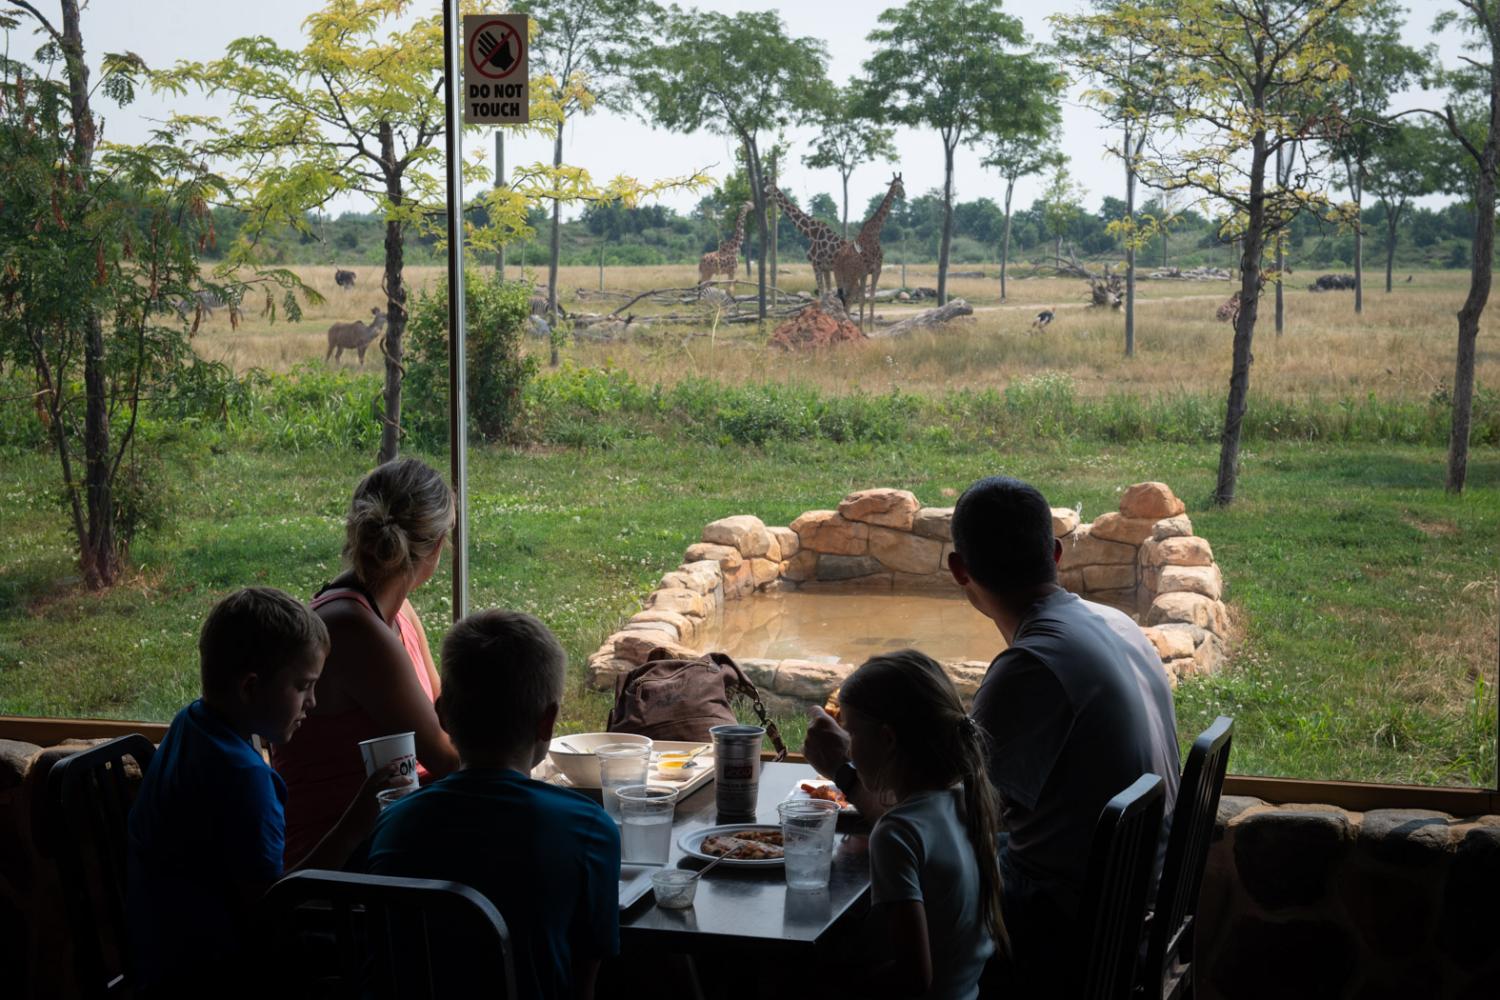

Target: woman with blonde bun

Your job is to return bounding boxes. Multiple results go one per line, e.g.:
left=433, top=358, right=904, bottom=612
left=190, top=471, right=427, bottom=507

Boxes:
left=273, top=458, right=462, bottom=864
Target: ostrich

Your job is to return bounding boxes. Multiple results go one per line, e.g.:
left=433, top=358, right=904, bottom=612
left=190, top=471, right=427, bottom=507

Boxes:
left=1030, top=309, right=1055, bottom=332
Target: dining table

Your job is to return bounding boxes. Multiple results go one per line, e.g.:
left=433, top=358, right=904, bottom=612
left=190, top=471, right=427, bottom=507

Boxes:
left=618, top=760, right=873, bottom=958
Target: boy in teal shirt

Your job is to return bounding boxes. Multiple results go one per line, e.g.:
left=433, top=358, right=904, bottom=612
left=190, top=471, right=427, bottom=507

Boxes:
left=128, top=587, right=397, bottom=991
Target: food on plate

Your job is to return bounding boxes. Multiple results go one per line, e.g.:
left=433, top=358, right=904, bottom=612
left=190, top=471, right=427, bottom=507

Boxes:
left=799, top=781, right=851, bottom=809
left=700, top=830, right=785, bottom=860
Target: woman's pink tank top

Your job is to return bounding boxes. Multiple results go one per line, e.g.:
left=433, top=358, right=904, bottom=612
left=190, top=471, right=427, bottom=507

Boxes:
left=271, top=588, right=435, bottom=865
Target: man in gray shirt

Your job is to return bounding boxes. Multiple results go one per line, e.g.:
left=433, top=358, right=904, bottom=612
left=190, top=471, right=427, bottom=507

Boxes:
left=806, top=476, right=1178, bottom=992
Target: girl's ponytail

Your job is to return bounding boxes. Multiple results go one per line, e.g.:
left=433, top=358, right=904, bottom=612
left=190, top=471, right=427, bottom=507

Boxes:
left=958, top=715, right=1010, bottom=956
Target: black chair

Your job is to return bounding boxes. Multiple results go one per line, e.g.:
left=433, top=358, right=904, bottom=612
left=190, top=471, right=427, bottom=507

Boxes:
left=1078, top=773, right=1167, bottom=1000
left=1138, top=717, right=1234, bottom=1000
left=47, top=733, right=157, bottom=999
left=260, top=869, right=517, bottom=1000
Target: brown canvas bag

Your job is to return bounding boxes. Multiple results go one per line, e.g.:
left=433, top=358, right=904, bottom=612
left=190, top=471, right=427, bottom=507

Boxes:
left=606, top=648, right=788, bottom=760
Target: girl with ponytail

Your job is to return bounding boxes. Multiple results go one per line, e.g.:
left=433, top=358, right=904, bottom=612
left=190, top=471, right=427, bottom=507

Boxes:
left=838, top=650, right=1007, bottom=999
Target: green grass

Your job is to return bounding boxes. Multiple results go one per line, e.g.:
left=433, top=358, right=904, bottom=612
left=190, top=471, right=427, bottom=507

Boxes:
left=1, top=425, right=1494, bottom=787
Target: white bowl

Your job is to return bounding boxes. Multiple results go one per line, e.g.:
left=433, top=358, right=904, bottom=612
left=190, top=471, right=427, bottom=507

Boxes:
left=546, top=732, right=652, bottom=788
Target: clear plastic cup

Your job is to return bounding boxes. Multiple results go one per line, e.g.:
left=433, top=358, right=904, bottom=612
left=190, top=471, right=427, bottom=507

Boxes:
left=616, top=784, right=679, bottom=864
left=778, top=799, right=839, bottom=890
left=376, top=784, right=418, bottom=811
left=596, top=743, right=651, bottom=823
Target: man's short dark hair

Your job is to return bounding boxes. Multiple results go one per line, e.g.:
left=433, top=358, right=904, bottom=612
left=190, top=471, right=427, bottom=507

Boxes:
left=951, top=476, right=1058, bottom=592
left=440, top=610, right=567, bottom=755
left=199, top=587, right=330, bottom=698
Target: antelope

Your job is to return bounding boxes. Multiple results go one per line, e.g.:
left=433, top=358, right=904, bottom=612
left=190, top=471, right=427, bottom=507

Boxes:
left=334, top=268, right=356, bottom=289
left=326, top=307, right=388, bottom=365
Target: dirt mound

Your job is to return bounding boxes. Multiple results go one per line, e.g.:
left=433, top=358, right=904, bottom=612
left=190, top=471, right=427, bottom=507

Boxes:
left=769, top=298, right=865, bottom=350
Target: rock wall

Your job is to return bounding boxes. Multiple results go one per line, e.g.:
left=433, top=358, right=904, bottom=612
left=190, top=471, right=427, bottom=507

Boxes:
left=587, top=481, right=1231, bottom=710
left=1198, top=797, right=1500, bottom=999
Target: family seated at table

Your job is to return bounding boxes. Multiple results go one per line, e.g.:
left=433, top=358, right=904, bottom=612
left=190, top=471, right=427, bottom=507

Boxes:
left=125, top=462, right=1181, bottom=1000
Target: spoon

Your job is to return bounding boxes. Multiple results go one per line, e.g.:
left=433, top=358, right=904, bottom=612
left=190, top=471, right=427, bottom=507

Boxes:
left=659, top=744, right=712, bottom=770
left=691, top=841, right=745, bottom=880
left=559, top=740, right=587, bottom=754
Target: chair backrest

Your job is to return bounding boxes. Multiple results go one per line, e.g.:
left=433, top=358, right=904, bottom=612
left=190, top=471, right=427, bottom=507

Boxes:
left=1079, top=773, right=1167, bottom=1000
left=1142, top=716, right=1234, bottom=999
left=48, top=733, right=157, bottom=999
left=261, top=869, right=517, bottom=1000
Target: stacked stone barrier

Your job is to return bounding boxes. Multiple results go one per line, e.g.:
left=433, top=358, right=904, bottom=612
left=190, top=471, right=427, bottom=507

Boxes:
left=587, top=481, right=1231, bottom=713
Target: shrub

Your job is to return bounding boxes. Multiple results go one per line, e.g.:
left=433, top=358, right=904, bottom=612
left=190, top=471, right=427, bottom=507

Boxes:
left=405, top=272, right=537, bottom=447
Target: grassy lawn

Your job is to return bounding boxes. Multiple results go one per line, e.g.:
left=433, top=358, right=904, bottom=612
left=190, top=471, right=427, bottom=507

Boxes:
left=2, top=434, right=1494, bottom=787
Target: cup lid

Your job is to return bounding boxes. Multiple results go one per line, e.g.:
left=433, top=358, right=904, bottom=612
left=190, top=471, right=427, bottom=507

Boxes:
left=709, top=725, right=765, bottom=738
left=614, top=783, right=679, bottom=803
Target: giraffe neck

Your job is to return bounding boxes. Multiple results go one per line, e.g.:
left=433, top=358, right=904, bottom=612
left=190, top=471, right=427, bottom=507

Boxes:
left=729, top=204, right=749, bottom=248
left=771, top=186, right=817, bottom=236
left=858, top=184, right=899, bottom=249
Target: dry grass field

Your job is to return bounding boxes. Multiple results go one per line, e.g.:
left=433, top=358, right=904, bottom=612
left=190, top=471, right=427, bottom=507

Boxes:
left=191, top=263, right=1495, bottom=405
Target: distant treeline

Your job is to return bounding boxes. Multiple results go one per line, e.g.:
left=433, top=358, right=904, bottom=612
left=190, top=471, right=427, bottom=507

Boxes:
left=204, top=189, right=1487, bottom=274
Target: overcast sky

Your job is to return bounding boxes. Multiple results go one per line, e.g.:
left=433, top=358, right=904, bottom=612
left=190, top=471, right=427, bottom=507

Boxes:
left=54, top=1, right=1467, bottom=222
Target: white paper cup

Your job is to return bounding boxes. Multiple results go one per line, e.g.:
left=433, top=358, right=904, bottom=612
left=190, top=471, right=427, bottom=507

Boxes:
left=359, top=731, right=418, bottom=785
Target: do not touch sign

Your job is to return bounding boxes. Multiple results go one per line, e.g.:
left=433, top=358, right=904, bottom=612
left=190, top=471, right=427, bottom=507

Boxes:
left=463, top=14, right=529, bottom=124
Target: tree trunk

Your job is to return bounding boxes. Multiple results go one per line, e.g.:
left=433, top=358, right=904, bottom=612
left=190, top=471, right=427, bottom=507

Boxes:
left=1214, top=131, right=1270, bottom=507
left=1162, top=226, right=1168, bottom=268
left=842, top=171, right=850, bottom=240
left=769, top=157, right=778, bottom=308
left=937, top=141, right=956, bottom=306
left=744, top=138, right=767, bottom=320
left=495, top=131, right=506, bottom=281
left=1000, top=177, right=1015, bottom=302
left=1352, top=189, right=1364, bottom=314
left=1449, top=134, right=1498, bottom=493
left=1275, top=145, right=1285, bottom=336
left=378, top=122, right=407, bottom=465
left=547, top=126, right=564, bottom=366
left=56, top=0, right=117, bottom=588
left=598, top=239, right=605, bottom=291
left=1124, top=126, right=1136, bottom=358
left=1384, top=201, right=1402, bottom=293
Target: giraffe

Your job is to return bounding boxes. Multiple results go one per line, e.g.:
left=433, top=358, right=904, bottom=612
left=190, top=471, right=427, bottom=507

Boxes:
left=764, top=180, right=851, bottom=296
left=698, top=201, right=754, bottom=287
left=838, top=173, right=905, bottom=331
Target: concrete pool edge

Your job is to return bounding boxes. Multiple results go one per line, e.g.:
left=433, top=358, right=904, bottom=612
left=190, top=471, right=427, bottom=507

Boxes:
left=586, top=482, right=1231, bottom=713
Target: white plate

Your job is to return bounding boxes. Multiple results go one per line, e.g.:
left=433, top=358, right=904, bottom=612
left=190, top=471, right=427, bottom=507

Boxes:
left=782, top=777, right=857, bottom=814
left=678, top=824, right=786, bottom=868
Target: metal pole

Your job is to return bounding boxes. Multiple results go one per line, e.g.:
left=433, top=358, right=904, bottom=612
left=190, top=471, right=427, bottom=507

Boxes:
left=443, top=0, right=469, bottom=623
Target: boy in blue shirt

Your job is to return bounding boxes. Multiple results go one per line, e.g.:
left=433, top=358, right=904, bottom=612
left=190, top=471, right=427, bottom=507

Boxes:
left=365, top=610, right=621, bottom=1000
left=127, top=587, right=398, bottom=992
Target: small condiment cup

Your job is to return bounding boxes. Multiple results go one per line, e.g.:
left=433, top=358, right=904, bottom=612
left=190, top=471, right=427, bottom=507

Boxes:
left=651, top=869, right=699, bottom=909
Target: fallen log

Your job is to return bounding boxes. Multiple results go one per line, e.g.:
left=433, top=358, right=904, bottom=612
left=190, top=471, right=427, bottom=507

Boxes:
left=867, top=298, right=974, bottom=338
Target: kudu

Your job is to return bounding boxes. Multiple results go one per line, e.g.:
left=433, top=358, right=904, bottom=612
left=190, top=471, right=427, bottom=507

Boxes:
left=326, top=307, right=388, bottom=365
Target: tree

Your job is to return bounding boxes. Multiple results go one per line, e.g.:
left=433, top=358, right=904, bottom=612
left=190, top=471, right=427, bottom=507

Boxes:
left=1039, top=164, right=1086, bottom=260
left=514, top=0, right=652, bottom=363
left=155, top=1, right=499, bottom=465
left=1408, top=0, right=1500, bottom=493
left=857, top=0, right=1057, bottom=305
left=1319, top=1, right=1430, bottom=314
left=1366, top=121, right=1444, bottom=292
left=1, top=4, right=283, bottom=589
left=802, top=89, right=896, bottom=238
left=630, top=7, right=832, bottom=319
left=980, top=132, right=1062, bottom=302
left=1054, top=0, right=1172, bottom=357
left=1089, top=0, right=1363, bottom=506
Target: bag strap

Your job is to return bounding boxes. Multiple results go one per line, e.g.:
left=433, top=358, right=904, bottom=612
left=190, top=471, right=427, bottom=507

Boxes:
left=707, top=652, right=788, bottom=762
